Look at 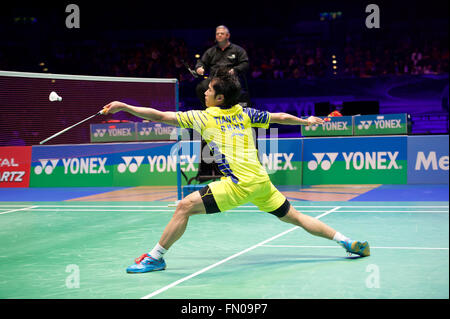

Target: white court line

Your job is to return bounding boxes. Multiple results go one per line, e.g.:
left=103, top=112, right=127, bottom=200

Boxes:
left=301, top=211, right=449, bottom=213
left=11, top=209, right=448, bottom=213
left=261, top=245, right=449, bottom=250
left=0, top=205, right=39, bottom=215
left=0, top=205, right=447, bottom=208
left=20, top=209, right=176, bottom=212
left=0, top=205, right=174, bottom=208
left=140, top=206, right=341, bottom=299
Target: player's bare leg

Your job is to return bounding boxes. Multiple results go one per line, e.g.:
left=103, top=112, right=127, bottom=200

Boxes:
left=126, top=191, right=206, bottom=273
left=279, top=205, right=370, bottom=257
left=159, top=191, right=206, bottom=249
left=279, top=205, right=336, bottom=240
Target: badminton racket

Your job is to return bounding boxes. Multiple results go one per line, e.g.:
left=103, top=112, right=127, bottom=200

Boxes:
left=39, top=109, right=106, bottom=145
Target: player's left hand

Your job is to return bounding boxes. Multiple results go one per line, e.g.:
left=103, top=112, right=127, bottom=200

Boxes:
left=306, top=116, right=324, bottom=125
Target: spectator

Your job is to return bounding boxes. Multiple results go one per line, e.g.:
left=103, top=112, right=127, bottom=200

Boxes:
left=194, top=25, right=249, bottom=106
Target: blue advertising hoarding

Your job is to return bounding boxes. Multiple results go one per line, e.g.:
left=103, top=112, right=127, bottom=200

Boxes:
left=407, top=135, right=449, bottom=184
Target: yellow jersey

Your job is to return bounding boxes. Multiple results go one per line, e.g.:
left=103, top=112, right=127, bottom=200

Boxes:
left=176, top=104, right=271, bottom=185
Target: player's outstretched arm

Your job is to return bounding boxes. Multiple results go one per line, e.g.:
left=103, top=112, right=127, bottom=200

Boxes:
left=270, top=112, right=324, bottom=126
left=102, top=101, right=179, bottom=126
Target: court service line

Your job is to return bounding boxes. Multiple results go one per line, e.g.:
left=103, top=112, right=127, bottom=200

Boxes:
left=0, top=205, right=39, bottom=215
left=140, top=206, right=341, bottom=299
left=261, top=245, right=449, bottom=250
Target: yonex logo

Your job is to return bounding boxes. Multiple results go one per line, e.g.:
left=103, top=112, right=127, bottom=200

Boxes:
left=304, top=122, right=348, bottom=131
left=307, top=151, right=401, bottom=171
left=139, top=127, right=152, bottom=136
left=374, top=119, right=401, bottom=129
left=304, top=125, right=319, bottom=131
left=34, top=159, right=59, bottom=175
left=117, top=156, right=144, bottom=173
left=93, top=129, right=107, bottom=137
left=261, top=153, right=296, bottom=171
left=357, top=120, right=373, bottom=130
left=357, top=117, right=401, bottom=130
left=35, top=158, right=109, bottom=175
left=307, top=153, right=338, bottom=171
left=343, top=151, right=400, bottom=170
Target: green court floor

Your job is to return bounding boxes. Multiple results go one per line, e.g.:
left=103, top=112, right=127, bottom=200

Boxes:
left=0, top=201, right=448, bottom=299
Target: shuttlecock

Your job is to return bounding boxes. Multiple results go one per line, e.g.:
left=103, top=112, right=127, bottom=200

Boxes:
left=49, top=91, right=62, bottom=102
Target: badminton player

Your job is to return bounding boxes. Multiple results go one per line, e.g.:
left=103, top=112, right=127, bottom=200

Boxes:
left=102, top=71, right=370, bottom=273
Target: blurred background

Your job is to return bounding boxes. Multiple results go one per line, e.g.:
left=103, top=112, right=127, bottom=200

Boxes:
left=0, top=0, right=448, bottom=145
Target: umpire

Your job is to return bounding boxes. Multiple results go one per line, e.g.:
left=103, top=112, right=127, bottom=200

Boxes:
left=195, top=25, right=249, bottom=107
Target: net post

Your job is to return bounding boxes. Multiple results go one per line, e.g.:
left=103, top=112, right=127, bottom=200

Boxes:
left=175, top=79, right=182, bottom=203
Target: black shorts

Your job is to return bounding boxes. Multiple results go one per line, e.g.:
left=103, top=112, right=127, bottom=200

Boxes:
left=199, top=185, right=290, bottom=217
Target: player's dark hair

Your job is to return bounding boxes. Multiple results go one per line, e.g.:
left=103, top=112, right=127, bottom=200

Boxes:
left=210, top=67, right=241, bottom=106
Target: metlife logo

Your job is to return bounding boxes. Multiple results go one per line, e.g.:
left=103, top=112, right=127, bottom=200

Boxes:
left=415, top=152, right=449, bottom=171
left=408, top=135, right=449, bottom=184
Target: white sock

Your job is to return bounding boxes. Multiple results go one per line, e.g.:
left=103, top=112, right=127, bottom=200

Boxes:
left=333, top=232, right=349, bottom=243
left=149, top=243, right=167, bottom=260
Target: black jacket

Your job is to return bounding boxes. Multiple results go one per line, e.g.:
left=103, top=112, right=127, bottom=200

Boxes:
left=195, top=43, right=249, bottom=77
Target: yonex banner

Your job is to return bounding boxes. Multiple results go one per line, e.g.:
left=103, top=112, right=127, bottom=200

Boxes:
left=90, top=123, right=137, bottom=142
left=407, top=135, right=449, bottom=184
left=258, top=138, right=302, bottom=185
left=354, top=114, right=409, bottom=136
left=90, top=122, right=177, bottom=142
left=302, top=136, right=407, bottom=185
left=136, top=122, right=177, bottom=141
left=301, top=116, right=353, bottom=137
left=20, top=135, right=448, bottom=188
left=30, top=142, right=198, bottom=187
left=0, top=146, right=32, bottom=187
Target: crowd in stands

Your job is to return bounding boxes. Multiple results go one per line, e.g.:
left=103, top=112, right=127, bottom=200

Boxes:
left=1, top=35, right=448, bottom=81
left=244, top=38, right=449, bottom=80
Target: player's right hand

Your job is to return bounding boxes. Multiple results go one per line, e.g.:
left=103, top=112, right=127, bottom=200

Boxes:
left=196, top=67, right=205, bottom=75
left=102, top=101, right=127, bottom=114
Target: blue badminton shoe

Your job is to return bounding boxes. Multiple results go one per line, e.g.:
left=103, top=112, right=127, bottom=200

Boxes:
left=126, top=253, right=166, bottom=273
left=339, top=239, right=370, bottom=257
